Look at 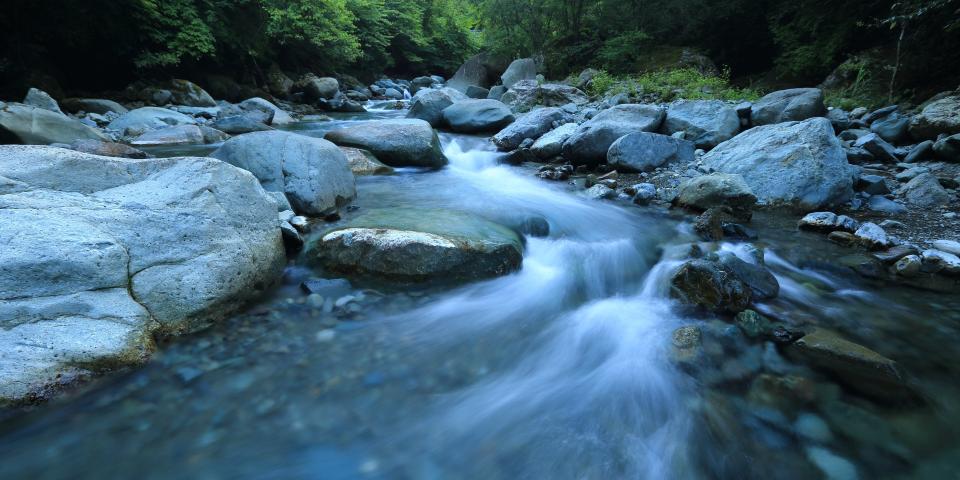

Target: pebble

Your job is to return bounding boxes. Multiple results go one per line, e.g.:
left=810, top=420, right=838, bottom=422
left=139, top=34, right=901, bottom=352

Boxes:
left=805, top=447, right=859, bottom=480
left=895, top=255, right=922, bottom=277
left=315, top=329, right=336, bottom=342
left=335, top=295, right=356, bottom=308
left=307, top=294, right=325, bottom=307
left=878, top=219, right=905, bottom=230
left=795, top=413, right=833, bottom=443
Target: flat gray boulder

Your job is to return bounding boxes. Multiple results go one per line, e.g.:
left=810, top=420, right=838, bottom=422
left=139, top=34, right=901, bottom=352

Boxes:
left=309, top=208, right=523, bottom=282
left=531, top=123, right=578, bottom=159
left=751, top=88, right=826, bottom=126
left=239, top=97, right=296, bottom=125
left=325, top=119, right=447, bottom=169
left=442, top=99, right=515, bottom=133
left=661, top=100, right=740, bottom=149
left=898, top=172, right=952, bottom=207
left=61, top=98, right=129, bottom=115
left=407, top=89, right=463, bottom=127
left=562, top=104, right=666, bottom=166
left=492, top=107, right=569, bottom=151
left=168, top=79, right=217, bottom=107
left=210, top=115, right=272, bottom=134
left=0, top=145, right=285, bottom=404
left=910, top=95, right=960, bottom=140
left=212, top=131, right=356, bottom=216
left=500, top=58, right=538, bottom=89
left=107, top=107, right=197, bottom=136
left=500, top=80, right=589, bottom=112
left=608, top=132, right=695, bottom=172
left=448, top=53, right=492, bottom=92
left=130, top=124, right=207, bottom=146
left=0, top=103, right=109, bottom=145
left=675, top=173, right=757, bottom=211
left=702, top=117, right=855, bottom=210
left=23, top=88, right=62, bottom=114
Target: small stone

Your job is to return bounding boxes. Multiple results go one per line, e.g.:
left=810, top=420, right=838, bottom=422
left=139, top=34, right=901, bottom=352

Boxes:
left=334, top=295, right=356, bottom=308
left=895, top=255, right=922, bottom=277
left=854, top=222, right=893, bottom=250
left=585, top=184, right=616, bottom=200
left=871, top=244, right=919, bottom=264
left=795, top=413, right=833, bottom=443
left=895, top=166, right=929, bottom=182
left=879, top=219, right=905, bottom=230
left=735, top=310, right=772, bottom=338
left=290, top=216, right=309, bottom=232
left=827, top=231, right=857, bottom=247
left=798, top=212, right=838, bottom=232
left=632, top=183, right=657, bottom=205
left=805, top=447, right=859, bottom=480
left=315, top=329, right=336, bottom=342
left=307, top=293, right=325, bottom=307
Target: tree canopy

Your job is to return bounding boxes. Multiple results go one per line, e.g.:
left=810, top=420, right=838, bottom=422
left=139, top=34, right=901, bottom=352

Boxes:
left=0, top=0, right=479, bottom=91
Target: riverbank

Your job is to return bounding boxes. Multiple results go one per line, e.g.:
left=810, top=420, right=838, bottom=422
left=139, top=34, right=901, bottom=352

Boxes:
left=1, top=54, right=960, bottom=478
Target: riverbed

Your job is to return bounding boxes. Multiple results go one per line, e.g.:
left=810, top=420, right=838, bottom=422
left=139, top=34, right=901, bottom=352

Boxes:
left=1, top=106, right=959, bottom=479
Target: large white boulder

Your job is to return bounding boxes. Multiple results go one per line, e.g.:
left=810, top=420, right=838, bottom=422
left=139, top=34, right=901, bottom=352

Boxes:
left=702, top=117, right=855, bottom=210
left=0, top=146, right=285, bottom=403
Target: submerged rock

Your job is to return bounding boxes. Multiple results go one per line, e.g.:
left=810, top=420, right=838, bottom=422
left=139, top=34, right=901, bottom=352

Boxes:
left=309, top=208, right=523, bottom=282
left=0, top=145, right=285, bottom=404
left=701, top=117, right=855, bottom=210
left=211, top=131, right=356, bottom=216
left=325, top=119, right=447, bottom=169
left=339, top=147, right=394, bottom=176
left=788, top=328, right=913, bottom=402
left=670, top=259, right=752, bottom=313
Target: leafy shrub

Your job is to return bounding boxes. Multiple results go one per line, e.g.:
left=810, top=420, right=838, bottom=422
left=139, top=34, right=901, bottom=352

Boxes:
left=587, top=68, right=761, bottom=102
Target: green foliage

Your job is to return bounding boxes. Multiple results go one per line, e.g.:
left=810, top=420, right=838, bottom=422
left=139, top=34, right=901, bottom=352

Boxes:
left=588, top=68, right=761, bottom=102
left=134, top=0, right=219, bottom=68
left=0, top=0, right=478, bottom=85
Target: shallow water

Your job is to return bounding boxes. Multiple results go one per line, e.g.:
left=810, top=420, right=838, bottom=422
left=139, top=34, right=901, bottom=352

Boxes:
left=3, top=109, right=960, bottom=479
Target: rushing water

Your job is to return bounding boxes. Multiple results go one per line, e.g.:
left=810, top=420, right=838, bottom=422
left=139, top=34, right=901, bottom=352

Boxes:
left=2, top=106, right=960, bottom=479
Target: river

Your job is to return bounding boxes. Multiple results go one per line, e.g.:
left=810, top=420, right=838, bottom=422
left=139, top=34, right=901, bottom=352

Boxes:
left=1, top=105, right=959, bottom=479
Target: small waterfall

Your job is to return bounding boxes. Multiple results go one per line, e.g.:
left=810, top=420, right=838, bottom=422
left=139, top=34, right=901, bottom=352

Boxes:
left=402, top=88, right=411, bottom=100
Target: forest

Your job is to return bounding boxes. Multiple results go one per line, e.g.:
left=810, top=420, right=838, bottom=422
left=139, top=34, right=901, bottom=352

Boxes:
left=1, top=0, right=958, bottom=102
